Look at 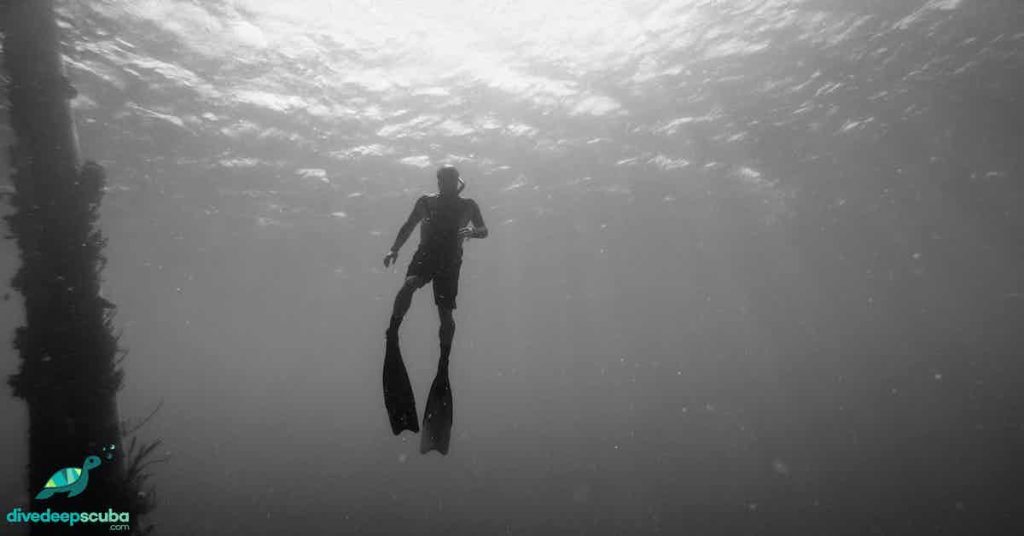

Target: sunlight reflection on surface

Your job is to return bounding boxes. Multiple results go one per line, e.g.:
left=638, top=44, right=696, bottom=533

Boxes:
left=89, top=0, right=708, bottom=117
left=56, top=0, right=985, bottom=228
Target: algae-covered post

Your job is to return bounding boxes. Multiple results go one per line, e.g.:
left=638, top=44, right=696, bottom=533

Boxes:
left=2, top=0, right=152, bottom=534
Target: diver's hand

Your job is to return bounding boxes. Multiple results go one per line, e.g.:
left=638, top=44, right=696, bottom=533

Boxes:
left=457, top=227, right=474, bottom=239
left=383, top=250, right=398, bottom=267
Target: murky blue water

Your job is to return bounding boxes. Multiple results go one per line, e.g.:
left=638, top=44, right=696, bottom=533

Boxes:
left=2, top=0, right=1023, bottom=534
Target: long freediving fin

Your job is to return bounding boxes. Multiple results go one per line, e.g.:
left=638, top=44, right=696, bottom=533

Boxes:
left=383, top=333, right=419, bottom=435
left=420, top=369, right=452, bottom=454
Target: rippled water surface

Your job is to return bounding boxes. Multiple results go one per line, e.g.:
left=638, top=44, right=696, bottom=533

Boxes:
left=1, top=0, right=1023, bottom=534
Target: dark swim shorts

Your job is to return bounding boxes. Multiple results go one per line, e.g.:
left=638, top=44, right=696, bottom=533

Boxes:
left=407, top=247, right=463, bottom=309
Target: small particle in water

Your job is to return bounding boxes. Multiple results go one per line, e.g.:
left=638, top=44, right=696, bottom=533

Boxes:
left=933, top=372, right=943, bottom=381
left=398, top=454, right=407, bottom=463
left=772, top=459, right=790, bottom=476
left=747, top=503, right=759, bottom=512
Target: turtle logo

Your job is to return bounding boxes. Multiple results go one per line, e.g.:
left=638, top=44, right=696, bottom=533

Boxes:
left=34, top=445, right=114, bottom=501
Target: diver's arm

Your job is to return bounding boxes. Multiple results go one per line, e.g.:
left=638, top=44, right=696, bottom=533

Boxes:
left=384, top=197, right=425, bottom=266
left=468, top=200, right=488, bottom=239
left=390, top=197, right=425, bottom=252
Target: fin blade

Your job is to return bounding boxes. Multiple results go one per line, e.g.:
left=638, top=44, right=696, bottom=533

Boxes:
left=383, top=336, right=419, bottom=435
left=420, top=372, right=453, bottom=455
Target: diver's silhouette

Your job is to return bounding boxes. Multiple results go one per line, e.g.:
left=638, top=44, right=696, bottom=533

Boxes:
left=382, top=165, right=488, bottom=455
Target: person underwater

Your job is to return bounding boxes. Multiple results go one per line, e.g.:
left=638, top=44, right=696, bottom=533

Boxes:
left=382, top=164, right=488, bottom=454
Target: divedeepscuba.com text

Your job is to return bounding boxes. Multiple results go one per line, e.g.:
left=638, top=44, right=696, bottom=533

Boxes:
left=7, top=507, right=131, bottom=528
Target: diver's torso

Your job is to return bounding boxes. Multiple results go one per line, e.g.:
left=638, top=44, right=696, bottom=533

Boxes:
left=418, top=194, right=472, bottom=253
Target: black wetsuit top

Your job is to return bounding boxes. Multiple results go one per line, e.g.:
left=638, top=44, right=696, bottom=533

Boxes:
left=405, top=194, right=485, bottom=308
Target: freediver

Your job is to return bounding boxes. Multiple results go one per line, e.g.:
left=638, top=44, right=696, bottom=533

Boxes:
left=382, top=164, right=488, bottom=455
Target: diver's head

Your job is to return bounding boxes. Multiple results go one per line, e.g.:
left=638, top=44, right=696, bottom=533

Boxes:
left=436, top=165, right=464, bottom=196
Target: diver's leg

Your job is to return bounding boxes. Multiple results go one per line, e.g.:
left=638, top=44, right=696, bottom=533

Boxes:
left=389, top=275, right=427, bottom=336
left=438, top=306, right=455, bottom=370
left=432, top=261, right=459, bottom=369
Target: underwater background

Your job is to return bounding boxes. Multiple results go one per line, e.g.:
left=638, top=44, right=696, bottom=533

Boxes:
left=1, top=0, right=1023, bottom=534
